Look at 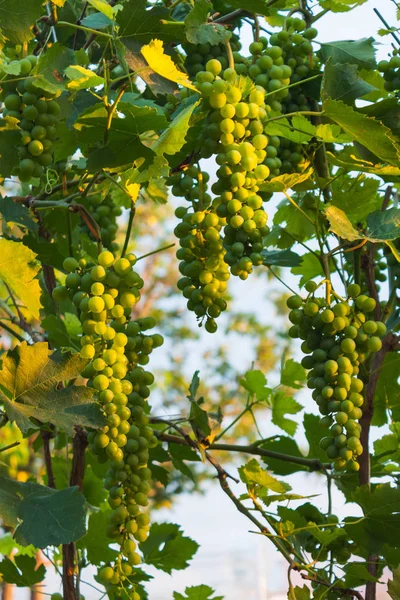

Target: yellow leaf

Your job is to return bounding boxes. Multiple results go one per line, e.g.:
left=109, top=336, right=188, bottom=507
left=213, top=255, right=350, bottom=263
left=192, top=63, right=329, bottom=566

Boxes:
left=50, top=0, right=67, bottom=6
left=88, top=0, right=115, bottom=19
left=141, top=39, right=198, bottom=91
left=0, top=240, right=42, bottom=319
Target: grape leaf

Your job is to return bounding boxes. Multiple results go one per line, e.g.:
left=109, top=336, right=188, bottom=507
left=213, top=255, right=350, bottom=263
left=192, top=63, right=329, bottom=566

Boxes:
left=324, top=206, right=361, bottom=241
left=331, top=174, right=380, bottom=223
left=0, top=196, right=38, bottom=231
left=65, top=65, right=104, bottom=91
left=0, top=475, right=86, bottom=547
left=281, top=359, right=307, bottom=390
left=141, top=39, right=197, bottom=91
left=0, top=342, right=104, bottom=434
left=322, top=58, right=376, bottom=103
left=319, top=37, right=376, bottom=69
left=87, top=0, right=115, bottom=19
left=265, top=115, right=316, bottom=144
left=0, top=0, right=44, bottom=43
left=238, top=458, right=289, bottom=493
left=261, top=249, right=302, bottom=267
left=259, top=166, right=314, bottom=192
left=185, top=0, right=230, bottom=45
left=260, top=436, right=307, bottom=475
left=367, top=208, right=400, bottom=241
left=327, top=150, right=400, bottom=177
left=240, top=369, right=271, bottom=401
left=291, top=586, right=310, bottom=600
left=33, top=43, right=76, bottom=94
left=174, top=585, right=223, bottom=600
left=0, top=555, right=45, bottom=587
left=81, top=12, right=113, bottom=30
left=271, top=391, right=302, bottom=436
left=344, top=562, right=380, bottom=588
left=388, top=567, right=400, bottom=600
left=122, top=38, right=177, bottom=96
left=222, top=0, right=277, bottom=16
left=77, top=508, right=118, bottom=565
left=319, top=0, right=367, bottom=11
left=140, top=523, right=199, bottom=573
left=154, top=99, right=200, bottom=156
left=304, top=413, right=328, bottom=462
left=0, top=534, right=37, bottom=558
left=117, top=0, right=185, bottom=43
left=0, top=239, right=42, bottom=319
left=291, top=252, right=331, bottom=286
left=323, top=98, right=400, bottom=166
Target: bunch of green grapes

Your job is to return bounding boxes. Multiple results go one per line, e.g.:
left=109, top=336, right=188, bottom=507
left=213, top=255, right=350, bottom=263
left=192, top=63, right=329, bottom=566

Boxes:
left=168, top=167, right=229, bottom=332
left=183, top=34, right=241, bottom=77
left=52, top=251, right=163, bottom=598
left=287, top=282, right=386, bottom=472
left=196, top=59, right=271, bottom=278
left=378, top=51, right=400, bottom=92
left=1, top=62, right=61, bottom=182
left=267, top=18, right=319, bottom=115
left=277, top=138, right=308, bottom=174
left=80, top=193, right=123, bottom=250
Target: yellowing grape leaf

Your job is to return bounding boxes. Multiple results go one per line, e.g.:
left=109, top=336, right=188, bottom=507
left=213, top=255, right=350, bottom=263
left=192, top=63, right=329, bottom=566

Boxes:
left=141, top=39, right=197, bottom=91
left=65, top=65, right=104, bottom=91
left=0, top=239, right=41, bottom=319
left=87, top=0, right=115, bottom=19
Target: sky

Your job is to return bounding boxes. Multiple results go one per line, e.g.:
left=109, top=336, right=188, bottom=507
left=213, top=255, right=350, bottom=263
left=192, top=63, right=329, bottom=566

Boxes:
left=9, top=1, right=399, bottom=599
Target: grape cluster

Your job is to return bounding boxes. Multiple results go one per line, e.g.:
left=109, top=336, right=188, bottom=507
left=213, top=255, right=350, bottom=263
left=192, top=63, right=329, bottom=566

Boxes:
left=277, top=138, right=308, bottom=174
left=183, top=35, right=241, bottom=77
left=168, top=167, right=230, bottom=332
left=81, top=192, right=122, bottom=250
left=52, top=251, right=163, bottom=598
left=287, top=283, right=386, bottom=471
left=195, top=60, right=271, bottom=277
left=1, top=59, right=61, bottom=182
left=378, top=51, right=400, bottom=93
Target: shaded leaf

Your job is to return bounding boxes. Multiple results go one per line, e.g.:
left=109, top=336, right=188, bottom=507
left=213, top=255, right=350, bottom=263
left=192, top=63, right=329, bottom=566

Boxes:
left=154, top=98, right=200, bottom=156
left=77, top=508, right=118, bottom=565
left=0, top=555, right=45, bottom=587
left=319, top=37, right=376, bottom=69
left=261, top=249, right=302, bottom=267
left=185, top=0, right=229, bottom=45
left=174, top=585, right=223, bottom=600
left=260, top=436, right=307, bottom=475
left=33, top=43, right=76, bottom=94
left=388, top=567, right=400, bottom=600
left=117, top=0, right=185, bottom=43
left=122, top=38, right=176, bottom=96
left=0, top=0, right=44, bottom=43
left=0, top=196, right=37, bottom=231
left=322, top=58, right=376, bottom=104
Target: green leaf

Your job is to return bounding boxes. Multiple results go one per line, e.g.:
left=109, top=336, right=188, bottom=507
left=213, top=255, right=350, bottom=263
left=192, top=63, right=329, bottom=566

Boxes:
left=281, top=359, right=307, bottom=390
left=240, top=370, right=271, bottom=401
left=319, top=0, right=367, bottom=11
left=388, top=567, right=400, bottom=600
left=0, top=555, right=45, bottom=587
left=75, top=102, right=167, bottom=169
left=122, top=38, right=177, bottom=96
left=324, top=206, right=361, bottom=242
left=16, top=485, right=86, bottom=548
left=331, top=175, right=380, bottom=223
left=0, top=475, right=86, bottom=547
left=238, top=458, right=289, bottom=493
left=291, top=586, right=310, bottom=600
left=0, top=196, right=38, bottom=231
left=174, top=585, right=223, bottom=600
left=349, top=484, right=400, bottom=548
left=327, top=150, right=400, bottom=177
left=140, top=523, right=199, bottom=573
left=344, top=562, right=380, bottom=588
left=77, top=508, right=118, bottom=565
left=261, top=249, right=302, bottom=267
left=33, top=43, right=76, bottom=94
left=0, top=0, right=44, bottom=43
left=0, top=130, right=21, bottom=178
left=185, top=0, right=229, bottom=45
left=265, top=115, right=316, bottom=144
left=0, top=342, right=104, bottom=434
left=259, top=166, right=314, bottom=193
left=374, top=354, right=400, bottom=426
left=323, top=98, right=400, bottom=166
left=260, top=436, right=307, bottom=475
left=303, top=413, right=328, bottom=462
left=322, top=58, right=376, bottom=103
left=0, top=535, right=36, bottom=558
left=291, top=252, right=331, bottom=287
left=221, top=0, right=278, bottom=16
left=0, top=239, right=42, bottom=319
left=65, top=65, right=104, bottom=91
left=367, top=208, right=400, bottom=241
left=271, top=391, right=302, bottom=436
left=154, top=98, right=201, bottom=156
left=81, top=12, right=113, bottom=30
left=117, top=0, right=185, bottom=43
left=141, top=39, right=197, bottom=91
left=319, top=37, right=376, bottom=69
left=41, top=314, right=81, bottom=351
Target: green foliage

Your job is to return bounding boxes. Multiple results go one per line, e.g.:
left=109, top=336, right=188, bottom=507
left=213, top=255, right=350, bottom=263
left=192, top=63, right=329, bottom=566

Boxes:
left=140, top=523, right=199, bottom=573
left=174, top=585, right=224, bottom=600
left=0, top=555, right=46, bottom=587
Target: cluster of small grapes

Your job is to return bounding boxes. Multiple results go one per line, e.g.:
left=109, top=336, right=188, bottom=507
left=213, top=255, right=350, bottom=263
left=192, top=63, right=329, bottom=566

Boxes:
left=1, top=55, right=61, bottom=182
left=53, top=251, right=163, bottom=598
left=378, top=51, right=400, bottom=92
left=183, top=34, right=241, bottom=77
left=80, top=192, right=123, bottom=250
left=168, top=167, right=230, bottom=332
left=287, top=283, right=386, bottom=472
left=195, top=59, right=270, bottom=278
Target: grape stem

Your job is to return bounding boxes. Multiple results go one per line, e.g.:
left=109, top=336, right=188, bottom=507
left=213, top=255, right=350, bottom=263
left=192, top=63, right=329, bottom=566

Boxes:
left=300, top=574, right=364, bottom=600
left=0, top=441, right=20, bottom=453
left=121, top=206, right=136, bottom=257
left=373, top=8, right=400, bottom=45
left=224, top=39, right=235, bottom=70
left=135, top=243, right=176, bottom=262
left=56, top=20, right=113, bottom=39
